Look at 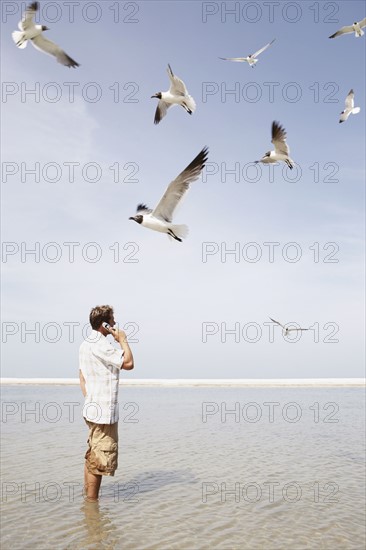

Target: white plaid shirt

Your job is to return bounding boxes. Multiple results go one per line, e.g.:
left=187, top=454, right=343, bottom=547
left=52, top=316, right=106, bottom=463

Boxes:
left=79, top=330, right=124, bottom=424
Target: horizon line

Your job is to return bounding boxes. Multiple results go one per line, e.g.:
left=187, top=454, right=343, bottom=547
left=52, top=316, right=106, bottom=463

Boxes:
left=1, top=378, right=365, bottom=387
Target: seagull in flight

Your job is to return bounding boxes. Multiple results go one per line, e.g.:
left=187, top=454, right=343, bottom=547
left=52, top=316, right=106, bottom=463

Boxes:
left=269, top=318, right=309, bottom=336
left=255, top=121, right=295, bottom=169
left=151, top=64, right=196, bottom=125
left=129, top=147, right=208, bottom=242
left=339, top=90, right=361, bottom=123
left=219, top=39, right=275, bottom=67
left=329, top=18, right=366, bottom=38
left=12, top=1, right=79, bottom=67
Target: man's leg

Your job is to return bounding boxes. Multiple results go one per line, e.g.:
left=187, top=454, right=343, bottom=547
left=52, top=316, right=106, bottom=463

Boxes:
left=84, top=463, right=102, bottom=502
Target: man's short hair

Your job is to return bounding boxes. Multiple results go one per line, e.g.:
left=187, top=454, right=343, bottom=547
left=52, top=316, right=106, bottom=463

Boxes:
left=89, top=305, right=114, bottom=330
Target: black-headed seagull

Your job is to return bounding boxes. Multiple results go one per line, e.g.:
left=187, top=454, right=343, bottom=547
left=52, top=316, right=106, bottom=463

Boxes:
left=219, top=39, right=275, bottom=67
left=269, top=318, right=309, bottom=336
left=12, top=1, right=79, bottom=68
left=339, top=90, right=361, bottom=123
left=129, top=147, right=208, bottom=242
left=255, top=121, right=295, bottom=170
left=329, top=18, right=366, bottom=38
left=151, top=64, right=196, bottom=125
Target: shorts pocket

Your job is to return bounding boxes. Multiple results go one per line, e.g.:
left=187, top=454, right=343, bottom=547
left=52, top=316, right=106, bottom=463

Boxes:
left=96, top=443, right=118, bottom=473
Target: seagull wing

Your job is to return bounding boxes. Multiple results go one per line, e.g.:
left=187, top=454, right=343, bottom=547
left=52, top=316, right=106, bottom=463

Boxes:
left=252, top=38, right=276, bottom=58
left=359, top=17, right=366, bottom=28
left=219, top=57, right=247, bottom=62
left=20, top=1, right=38, bottom=31
left=152, top=147, right=209, bottom=223
left=154, top=100, right=172, bottom=125
left=345, top=89, right=355, bottom=109
left=136, top=204, right=153, bottom=214
left=271, top=121, right=290, bottom=156
left=269, top=317, right=285, bottom=329
left=329, top=25, right=354, bottom=38
left=167, top=64, right=188, bottom=96
left=31, top=35, right=79, bottom=67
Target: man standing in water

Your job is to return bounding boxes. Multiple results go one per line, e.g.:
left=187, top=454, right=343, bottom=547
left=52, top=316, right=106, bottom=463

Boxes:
left=79, top=305, right=134, bottom=502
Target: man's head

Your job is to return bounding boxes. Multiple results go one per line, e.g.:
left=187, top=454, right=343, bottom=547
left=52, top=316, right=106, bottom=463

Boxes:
left=89, top=305, right=115, bottom=333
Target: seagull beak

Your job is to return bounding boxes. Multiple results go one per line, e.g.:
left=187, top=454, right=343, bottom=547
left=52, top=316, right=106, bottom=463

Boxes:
left=129, top=217, right=135, bottom=221
left=151, top=94, right=158, bottom=99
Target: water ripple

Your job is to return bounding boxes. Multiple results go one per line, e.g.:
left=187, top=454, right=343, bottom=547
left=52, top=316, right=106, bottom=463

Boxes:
left=1, top=386, right=365, bottom=549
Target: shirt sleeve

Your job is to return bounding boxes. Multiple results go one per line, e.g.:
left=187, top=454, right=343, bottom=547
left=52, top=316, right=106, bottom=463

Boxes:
left=92, top=343, right=124, bottom=370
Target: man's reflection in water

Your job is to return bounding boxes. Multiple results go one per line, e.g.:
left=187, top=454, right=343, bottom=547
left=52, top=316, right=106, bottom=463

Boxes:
left=81, top=500, right=118, bottom=549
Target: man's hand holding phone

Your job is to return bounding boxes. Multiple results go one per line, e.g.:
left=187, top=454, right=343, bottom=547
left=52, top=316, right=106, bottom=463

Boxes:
left=102, top=321, right=133, bottom=370
left=102, top=322, right=127, bottom=343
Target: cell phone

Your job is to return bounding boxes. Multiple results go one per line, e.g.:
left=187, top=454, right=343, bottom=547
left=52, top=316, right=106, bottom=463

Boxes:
left=102, top=322, right=112, bottom=331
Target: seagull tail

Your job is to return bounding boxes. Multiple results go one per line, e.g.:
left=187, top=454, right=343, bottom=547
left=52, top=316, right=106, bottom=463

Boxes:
left=185, top=95, right=196, bottom=114
left=167, top=224, right=189, bottom=242
left=12, top=31, right=27, bottom=48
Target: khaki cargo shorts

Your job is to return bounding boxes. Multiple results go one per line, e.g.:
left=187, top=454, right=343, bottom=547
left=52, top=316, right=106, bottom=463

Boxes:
left=84, top=419, right=118, bottom=476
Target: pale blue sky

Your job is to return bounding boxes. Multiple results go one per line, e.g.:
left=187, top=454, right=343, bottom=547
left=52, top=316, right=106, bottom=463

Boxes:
left=1, top=0, right=365, bottom=378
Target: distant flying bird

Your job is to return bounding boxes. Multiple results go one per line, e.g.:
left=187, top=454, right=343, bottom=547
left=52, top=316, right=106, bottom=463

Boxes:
left=269, top=318, right=309, bottom=336
left=255, top=121, right=295, bottom=169
left=12, top=1, right=79, bottom=67
left=219, top=39, right=275, bottom=67
left=129, top=147, right=208, bottom=242
left=339, top=89, right=361, bottom=123
left=329, top=18, right=366, bottom=38
left=151, top=64, right=196, bottom=125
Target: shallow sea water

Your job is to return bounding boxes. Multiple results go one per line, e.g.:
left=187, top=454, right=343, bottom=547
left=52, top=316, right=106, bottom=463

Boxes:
left=1, top=385, right=365, bottom=549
